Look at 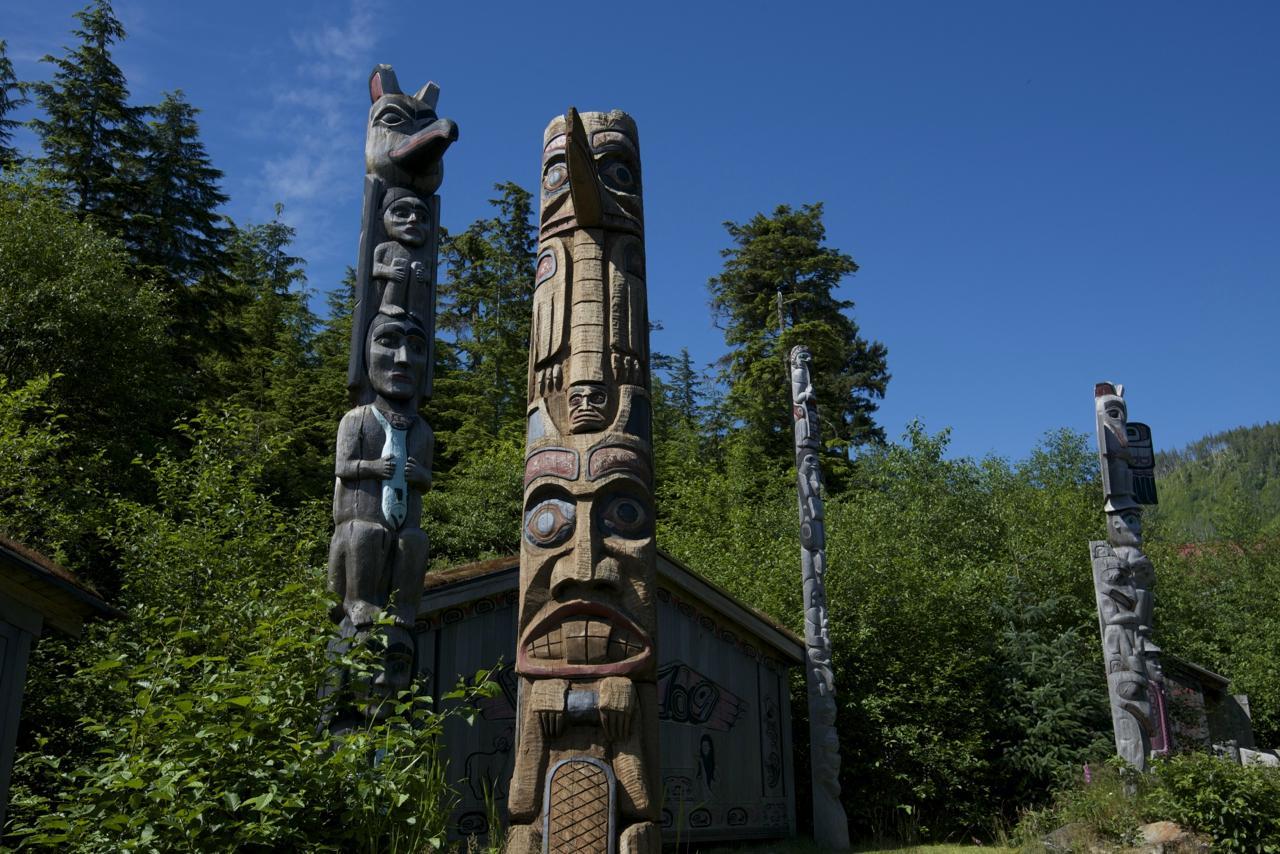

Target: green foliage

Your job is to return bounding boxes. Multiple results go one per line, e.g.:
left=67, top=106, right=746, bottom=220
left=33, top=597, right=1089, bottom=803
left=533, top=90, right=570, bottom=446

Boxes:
left=129, top=90, right=230, bottom=287
left=0, top=39, right=29, bottom=169
left=990, top=589, right=1111, bottom=805
left=433, top=182, right=536, bottom=463
left=1151, top=421, right=1280, bottom=541
left=1013, top=758, right=1147, bottom=850
left=1146, top=752, right=1280, bottom=851
left=6, top=407, right=488, bottom=851
left=1153, top=536, right=1280, bottom=746
left=424, top=431, right=525, bottom=568
left=0, top=374, right=70, bottom=550
left=0, top=175, right=176, bottom=523
left=1017, top=754, right=1280, bottom=852
left=707, top=202, right=889, bottom=460
left=29, top=0, right=146, bottom=231
left=659, top=424, right=1111, bottom=838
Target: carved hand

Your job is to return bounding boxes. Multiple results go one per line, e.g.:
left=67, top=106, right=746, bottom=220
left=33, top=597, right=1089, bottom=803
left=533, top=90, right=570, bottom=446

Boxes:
left=404, top=457, right=431, bottom=489
left=392, top=257, right=410, bottom=284
left=530, top=679, right=568, bottom=738
left=372, top=454, right=396, bottom=479
left=597, top=677, right=636, bottom=741
left=411, top=261, right=427, bottom=282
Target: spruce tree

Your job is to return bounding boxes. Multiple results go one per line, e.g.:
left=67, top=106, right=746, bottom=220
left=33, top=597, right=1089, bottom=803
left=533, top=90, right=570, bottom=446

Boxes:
left=30, top=0, right=146, bottom=231
left=132, top=90, right=230, bottom=286
left=434, top=182, right=535, bottom=455
left=0, top=40, right=28, bottom=169
left=708, top=202, right=889, bottom=460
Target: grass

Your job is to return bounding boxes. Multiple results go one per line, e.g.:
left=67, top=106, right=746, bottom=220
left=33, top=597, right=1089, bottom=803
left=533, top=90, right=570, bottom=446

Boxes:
left=695, top=842, right=1011, bottom=853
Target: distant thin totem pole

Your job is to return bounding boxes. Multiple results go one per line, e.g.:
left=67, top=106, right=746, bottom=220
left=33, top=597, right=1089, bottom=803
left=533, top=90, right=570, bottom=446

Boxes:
left=504, top=108, right=659, bottom=854
left=1090, top=382, right=1168, bottom=771
left=789, top=347, right=851, bottom=850
left=325, top=65, right=457, bottom=727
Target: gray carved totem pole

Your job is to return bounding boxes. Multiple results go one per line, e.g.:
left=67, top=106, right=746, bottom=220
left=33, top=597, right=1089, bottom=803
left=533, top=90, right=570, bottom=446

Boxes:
left=1090, top=382, right=1168, bottom=771
left=789, top=347, right=851, bottom=850
left=505, top=108, right=659, bottom=854
left=326, top=65, right=457, bottom=729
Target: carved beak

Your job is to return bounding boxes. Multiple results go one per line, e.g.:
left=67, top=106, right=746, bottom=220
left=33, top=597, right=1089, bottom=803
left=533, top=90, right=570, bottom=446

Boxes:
left=389, top=117, right=459, bottom=168
left=565, top=107, right=602, bottom=227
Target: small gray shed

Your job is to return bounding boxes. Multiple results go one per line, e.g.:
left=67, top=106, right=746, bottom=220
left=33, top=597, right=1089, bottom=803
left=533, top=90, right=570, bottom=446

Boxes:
left=414, top=549, right=804, bottom=846
left=0, top=536, right=121, bottom=825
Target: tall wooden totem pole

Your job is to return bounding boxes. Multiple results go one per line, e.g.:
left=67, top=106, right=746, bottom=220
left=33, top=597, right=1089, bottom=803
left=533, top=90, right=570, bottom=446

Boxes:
left=1089, top=382, right=1167, bottom=771
left=325, top=65, right=457, bottom=728
left=506, top=108, right=659, bottom=854
left=789, top=346, right=851, bottom=849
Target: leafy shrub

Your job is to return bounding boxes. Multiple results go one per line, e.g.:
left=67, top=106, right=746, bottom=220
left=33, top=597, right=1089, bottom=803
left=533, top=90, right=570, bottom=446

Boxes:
left=1016, top=753, right=1280, bottom=852
left=1146, top=752, right=1280, bottom=851
left=6, top=406, right=492, bottom=851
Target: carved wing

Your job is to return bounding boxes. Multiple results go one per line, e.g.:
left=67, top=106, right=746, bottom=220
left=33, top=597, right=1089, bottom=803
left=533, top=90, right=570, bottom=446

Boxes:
left=1127, top=422, right=1158, bottom=505
left=530, top=244, right=569, bottom=395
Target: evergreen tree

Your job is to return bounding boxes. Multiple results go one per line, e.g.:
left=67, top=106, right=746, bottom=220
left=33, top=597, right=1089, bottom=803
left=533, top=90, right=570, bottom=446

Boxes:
left=434, top=182, right=535, bottom=458
left=131, top=90, right=230, bottom=285
left=213, top=207, right=312, bottom=404
left=708, top=202, right=889, bottom=460
left=29, top=0, right=146, bottom=232
left=0, top=40, right=29, bottom=169
left=652, top=346, right=705, bottom=426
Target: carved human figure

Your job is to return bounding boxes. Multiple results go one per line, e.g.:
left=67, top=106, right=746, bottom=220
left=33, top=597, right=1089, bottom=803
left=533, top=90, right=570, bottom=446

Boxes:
left=328, top=314, right=434, bottom=691
left=373, top=188, right=432, bottom=318
left=506, top=108, right=659, bottom=854
left=789, top=346, right=851, bottom=850
left=1089, top=382, right=1166, bottom=770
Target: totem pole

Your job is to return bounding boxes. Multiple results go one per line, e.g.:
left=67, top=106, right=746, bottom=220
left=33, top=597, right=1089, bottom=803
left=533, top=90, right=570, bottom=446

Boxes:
left=1089, top=382, right=1167, bottom=771
left=325, top=65, right=456, bottom=728
left=505, top=108, right=659, bottom=854
left=789, top=346, right=851, bottom=850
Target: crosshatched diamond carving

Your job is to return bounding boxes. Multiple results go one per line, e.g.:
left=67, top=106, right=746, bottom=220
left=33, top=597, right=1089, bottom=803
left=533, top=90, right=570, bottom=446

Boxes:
left=544, top=757, right=615, bottom=854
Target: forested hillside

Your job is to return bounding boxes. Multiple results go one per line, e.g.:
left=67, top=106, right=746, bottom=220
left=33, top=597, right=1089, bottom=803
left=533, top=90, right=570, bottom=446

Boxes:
left=2, top=4, right=1279, bottom=850
left=1150, top=422, right=1280, bottom=542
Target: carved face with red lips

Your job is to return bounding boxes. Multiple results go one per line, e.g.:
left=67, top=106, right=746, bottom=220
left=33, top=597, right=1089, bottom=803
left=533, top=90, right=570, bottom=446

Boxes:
left=517, top=440, right=655, bottom=679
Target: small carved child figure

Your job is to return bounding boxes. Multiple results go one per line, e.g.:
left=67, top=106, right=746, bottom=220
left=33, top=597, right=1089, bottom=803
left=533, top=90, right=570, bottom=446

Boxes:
left=373, top=187, right=432, bottom=319
left=328, top=312, right=433, bottom=692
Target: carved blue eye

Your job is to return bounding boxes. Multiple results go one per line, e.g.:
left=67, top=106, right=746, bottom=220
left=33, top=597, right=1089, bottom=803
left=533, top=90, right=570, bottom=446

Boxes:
left=599, top=159, right=637, bottom=192
left=543, top=163, right=568, bottom=193
left=600, top=495, right=649, bottom=538
left=524, top=498, right=575, bottom=547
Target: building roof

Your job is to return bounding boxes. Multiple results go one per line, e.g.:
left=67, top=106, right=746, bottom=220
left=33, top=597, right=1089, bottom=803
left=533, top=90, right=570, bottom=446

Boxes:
left=1164, top=652, right=1231, bottom=691
left=0, top=535, right=123, bottom=637
left=422, top=548, right=805, bottom=664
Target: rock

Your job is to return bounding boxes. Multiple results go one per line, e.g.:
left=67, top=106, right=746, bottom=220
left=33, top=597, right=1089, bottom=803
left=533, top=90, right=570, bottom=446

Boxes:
left=1137, top=820, right=1211, bottom=853
left=1041, top=821, right=1088, bottom=852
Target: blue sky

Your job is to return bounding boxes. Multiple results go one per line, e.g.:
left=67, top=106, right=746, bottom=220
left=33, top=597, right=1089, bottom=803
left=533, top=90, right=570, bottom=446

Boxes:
left=5, top=1, right=1279, bottom=461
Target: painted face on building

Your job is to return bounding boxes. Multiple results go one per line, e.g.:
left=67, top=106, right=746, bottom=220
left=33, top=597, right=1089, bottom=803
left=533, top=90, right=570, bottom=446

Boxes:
left=517, top=438, right=655, bottom=679
left=367, top=314, right=429, bottom=402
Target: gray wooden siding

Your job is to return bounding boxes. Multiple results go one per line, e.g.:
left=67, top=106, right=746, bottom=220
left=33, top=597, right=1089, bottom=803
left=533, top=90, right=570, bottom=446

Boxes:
left=415, top=578, right=796, bottom=845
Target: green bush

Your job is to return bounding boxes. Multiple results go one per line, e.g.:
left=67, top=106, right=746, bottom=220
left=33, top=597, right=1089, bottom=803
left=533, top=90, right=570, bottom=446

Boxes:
left=5, top=406, right=492, bottom=851
left=1147, top=752, right=1280, bottom=851
left=1015, top=753, right=1280, bottom=852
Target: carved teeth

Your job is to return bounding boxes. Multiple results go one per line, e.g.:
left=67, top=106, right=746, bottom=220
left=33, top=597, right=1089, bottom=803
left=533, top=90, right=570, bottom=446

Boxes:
left=527, top=618, right=643, bottom=664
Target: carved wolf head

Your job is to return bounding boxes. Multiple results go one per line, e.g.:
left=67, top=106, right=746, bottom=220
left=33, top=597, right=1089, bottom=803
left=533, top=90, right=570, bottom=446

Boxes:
left=365, top=65, right=458, bottom=196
